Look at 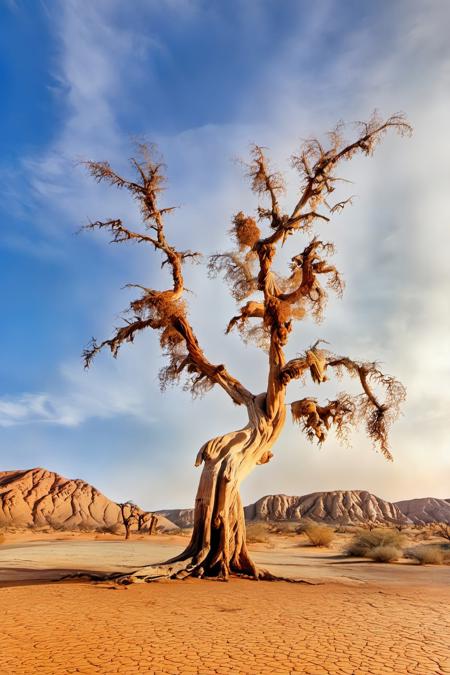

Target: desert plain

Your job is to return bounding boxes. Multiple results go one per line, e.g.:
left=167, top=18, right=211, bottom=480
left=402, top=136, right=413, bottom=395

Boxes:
left=1, top=529, right=449, bottom=675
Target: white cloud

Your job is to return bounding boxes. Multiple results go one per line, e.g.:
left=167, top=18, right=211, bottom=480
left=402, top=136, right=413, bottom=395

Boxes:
left=0, top=356, right=156, bottom=428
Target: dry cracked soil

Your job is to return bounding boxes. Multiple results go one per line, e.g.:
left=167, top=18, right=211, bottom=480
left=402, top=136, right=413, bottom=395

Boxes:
left=0, top=536, right=449, bottom=674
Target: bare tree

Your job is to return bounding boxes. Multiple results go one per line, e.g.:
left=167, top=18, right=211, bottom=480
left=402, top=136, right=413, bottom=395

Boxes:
left=118, top=501, right=139, bottom=540
left=83, top=113, right=410, bottom=581
left=432, top=522, right=450, bottom=541
left=148, top=514, right=158, bottom=536
left=137, top=511, right=159, bottom=535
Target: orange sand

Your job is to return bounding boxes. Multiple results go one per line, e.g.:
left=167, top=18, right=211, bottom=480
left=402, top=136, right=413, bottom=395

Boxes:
left=1, top=578, right=449, bottom=674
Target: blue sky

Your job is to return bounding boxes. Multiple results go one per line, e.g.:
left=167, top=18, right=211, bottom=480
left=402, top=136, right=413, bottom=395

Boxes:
left=1, top=0, right=449, bottom=509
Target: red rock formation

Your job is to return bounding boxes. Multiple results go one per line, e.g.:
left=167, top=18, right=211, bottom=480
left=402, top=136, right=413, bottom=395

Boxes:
left=0, top=468, right=176, bottom=532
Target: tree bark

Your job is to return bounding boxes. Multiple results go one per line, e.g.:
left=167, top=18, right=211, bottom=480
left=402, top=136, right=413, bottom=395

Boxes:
left=121, top=394, right=285, bottom=582
left=148, top=515, right=158, bottom=535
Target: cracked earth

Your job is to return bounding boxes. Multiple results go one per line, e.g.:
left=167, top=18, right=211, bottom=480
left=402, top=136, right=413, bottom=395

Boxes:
left=1, top=578, right=449, bottom=674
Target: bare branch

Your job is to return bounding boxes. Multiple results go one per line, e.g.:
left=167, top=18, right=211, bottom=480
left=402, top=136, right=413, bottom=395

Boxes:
left=83, top=160, right=146, bottom=196
left=327, top=196, right=355, bottom=214
left=82, top=219, right=158, bottom=247
left=280, top=344, right=329, bottom=386
left=82, top=145, right=253, bottom=407
left=246, top=145, right=284, bottom=228
left=208, top=252, right=258, bottom=302
left=290, top=112, right=412, bottom=222
left=326, top=356, right=406, bottom=460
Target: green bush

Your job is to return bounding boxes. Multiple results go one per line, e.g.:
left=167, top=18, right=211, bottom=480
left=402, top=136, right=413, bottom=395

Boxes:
left=347, top=528, right=405, bottom=557
left=367, top=545, right=401, bottom=562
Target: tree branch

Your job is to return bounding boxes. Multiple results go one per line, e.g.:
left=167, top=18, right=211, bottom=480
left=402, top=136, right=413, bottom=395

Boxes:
left=83, top=147, right=253, bottom=407
left=325, top=356, right=406, bottom=460
left=220, top=113, right=411, bottom=420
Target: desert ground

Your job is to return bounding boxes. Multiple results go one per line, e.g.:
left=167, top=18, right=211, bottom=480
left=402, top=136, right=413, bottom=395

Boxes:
left=1, top=529, right=449, bottom=675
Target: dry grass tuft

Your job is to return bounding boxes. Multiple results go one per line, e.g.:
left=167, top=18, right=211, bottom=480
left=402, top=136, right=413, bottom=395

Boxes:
left=0, top=532, right=5, bottom=544
left=432, top=523, right=450, bottom=541
left=406, top=545, right=446, bottom=565
left=100, top=524, right=122, bottom=536
left=246, top=522, right=270, bottom=544
left=347, top=528, right=405, bottom=557
left=269, top=522, right=298, bottom=536
left=302, top=521, right=335, bottom=547
left=367, top=545, right=401, bottom=563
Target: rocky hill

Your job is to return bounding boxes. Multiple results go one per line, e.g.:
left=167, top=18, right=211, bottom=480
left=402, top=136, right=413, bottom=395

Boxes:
left=395, top=497, right=450, bottom=525
left=244, top=491, right=409, bottom=524
left=2, top=468, right=448, bottom=531
left=158, top=508, right=195, bottom=529
left=160, top=490, right=411, bottom=527
left=0, top=468, right=176, bottom=532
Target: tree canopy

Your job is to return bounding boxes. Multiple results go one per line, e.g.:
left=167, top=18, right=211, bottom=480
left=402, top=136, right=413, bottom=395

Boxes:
left=83, top=112, right=411, bottom=460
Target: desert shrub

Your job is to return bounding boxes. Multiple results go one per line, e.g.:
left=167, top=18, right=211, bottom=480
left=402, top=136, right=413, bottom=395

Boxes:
left=0, top=533, right=5, bottom=544
left=296, top=518, right=314, bottom=534
left=269, top=522, right=297, bottom=536
left=367, top=545, right=401, bottom=562
left=334, top=524, right=354, bottom=534
left=432, top=523, right=450, bottom=541
left=246, top=522, right=270, bottom=544
left=347, top=528, right=405, bottom=557
left=100, top=523, right=122, bottom=535
left=413, top=526, right=433, bottom=541
left=406, top=545, right=445, bottom=565
left=303, top=522, right=334, bottom=547
left=179, top=528, right=193, bottom=537
left=49, top=522, right=72, bottom=532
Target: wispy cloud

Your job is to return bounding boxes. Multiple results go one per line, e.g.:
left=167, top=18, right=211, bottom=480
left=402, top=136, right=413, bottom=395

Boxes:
left=1, top=1, right=449, bottom=506
left=0, top=356, right=155, bottom=428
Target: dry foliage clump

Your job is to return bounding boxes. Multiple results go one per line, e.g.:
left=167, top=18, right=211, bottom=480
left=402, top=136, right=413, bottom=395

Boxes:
left=232, top=211, right=261, bottom=250
left=405, top=545, right=448, bottom=565
left=367, top=545, right=402, bottom=563
left=100, top=523, right=122, bottom=536
left=269, top=522, right=298, bottom=536
left=346, top=528, right=405, bottom=557
left=301, top=521, right=335, bottom=547
left=245, top=522, right=271, bottom=544
left=432, top=523, right=450, bottom=541
left=0, top=532, right=5, bottom=545
left=291, top=393, right=356, bottom=444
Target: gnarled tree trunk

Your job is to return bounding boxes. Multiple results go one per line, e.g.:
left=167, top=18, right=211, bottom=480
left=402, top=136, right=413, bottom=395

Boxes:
left=123, top=394, right=285, bottom=582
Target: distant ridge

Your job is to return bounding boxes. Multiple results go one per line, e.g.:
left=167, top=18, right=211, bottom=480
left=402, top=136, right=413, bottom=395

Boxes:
left=394, top=497, right=450, bottom=525
left=0, top=468, right=176, bottom=532
left=160, top=490, right=450, bottom=527
left=1, top=468, right=448, bottom=531
left=244, top=491, right=408, bottom=524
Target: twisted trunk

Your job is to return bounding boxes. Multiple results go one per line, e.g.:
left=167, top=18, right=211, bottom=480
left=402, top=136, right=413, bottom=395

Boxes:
left=177, top=395, right=285, bottom=578
left=120, top=394, right=285, bottom=582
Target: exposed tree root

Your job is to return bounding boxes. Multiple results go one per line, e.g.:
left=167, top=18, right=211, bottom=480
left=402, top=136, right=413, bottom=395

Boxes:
left=57, top=562, right=321, bottom=585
